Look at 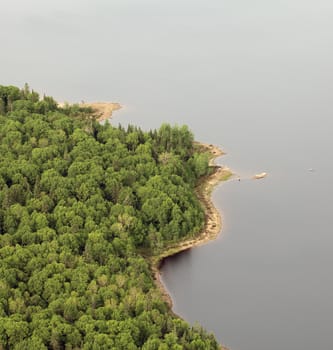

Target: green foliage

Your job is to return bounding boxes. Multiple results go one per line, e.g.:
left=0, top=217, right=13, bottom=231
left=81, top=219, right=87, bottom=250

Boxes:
left=0, top=85, right=219, bottom=349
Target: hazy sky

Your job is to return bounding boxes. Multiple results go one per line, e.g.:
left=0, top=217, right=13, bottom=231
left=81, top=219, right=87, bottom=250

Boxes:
left=2, top=0, right=332, bottom=104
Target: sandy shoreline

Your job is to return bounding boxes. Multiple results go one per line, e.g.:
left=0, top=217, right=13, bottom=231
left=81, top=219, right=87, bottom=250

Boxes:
left=81, top=102, right=122, bottom=121
left=57, top=101, right=122, bottom=121
left=150, top=142, right=232, bottom=350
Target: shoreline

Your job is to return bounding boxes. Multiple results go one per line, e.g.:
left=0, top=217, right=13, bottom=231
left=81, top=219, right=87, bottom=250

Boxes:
left=150, top=142, right=232, bottom=350
left=76, top=103, right=231, bottom=348
left=81, top=102, right=122, bottom=121
left=57, top=101, right=122, bottom=121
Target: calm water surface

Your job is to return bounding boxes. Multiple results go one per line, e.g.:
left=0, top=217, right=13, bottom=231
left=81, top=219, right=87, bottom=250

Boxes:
left=2, top=1, right=333, bottom=349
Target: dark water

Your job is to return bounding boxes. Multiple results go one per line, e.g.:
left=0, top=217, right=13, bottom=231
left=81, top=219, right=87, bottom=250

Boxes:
left=2, top=1, right=333, bottom=349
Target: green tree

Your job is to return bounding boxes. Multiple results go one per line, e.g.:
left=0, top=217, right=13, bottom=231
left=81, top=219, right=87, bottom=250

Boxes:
left=0, top=85, right=220, bottom=350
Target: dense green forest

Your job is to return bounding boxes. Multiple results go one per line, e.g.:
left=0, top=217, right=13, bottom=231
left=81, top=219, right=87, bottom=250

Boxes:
left=0, top=85, right=219, bottom=349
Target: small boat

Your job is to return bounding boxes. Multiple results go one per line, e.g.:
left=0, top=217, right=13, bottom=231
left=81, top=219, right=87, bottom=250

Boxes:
left=254, top=172, right=267, bottom=179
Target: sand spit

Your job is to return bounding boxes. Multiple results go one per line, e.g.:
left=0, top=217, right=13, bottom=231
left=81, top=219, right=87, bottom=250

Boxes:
left=81, top=102, right=122, bottom=121
left=57, top=101, right=121, bottom=121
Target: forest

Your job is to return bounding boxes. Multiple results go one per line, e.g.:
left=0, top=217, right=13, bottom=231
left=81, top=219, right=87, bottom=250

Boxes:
left=0, top=85, right=220, bottom=349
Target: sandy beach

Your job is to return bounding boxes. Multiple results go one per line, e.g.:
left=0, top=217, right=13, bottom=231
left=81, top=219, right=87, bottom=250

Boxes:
left=57, top=101, right=121, bottom=121
left=81, top=102, right=122, bottom=121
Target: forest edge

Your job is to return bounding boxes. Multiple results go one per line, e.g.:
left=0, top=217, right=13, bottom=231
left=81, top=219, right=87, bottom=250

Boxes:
left=149, top=142, right=232, bottom=350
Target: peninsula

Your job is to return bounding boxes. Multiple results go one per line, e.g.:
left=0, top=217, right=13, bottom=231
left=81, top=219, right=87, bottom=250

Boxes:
left=0, top=84, right=228, bottom=349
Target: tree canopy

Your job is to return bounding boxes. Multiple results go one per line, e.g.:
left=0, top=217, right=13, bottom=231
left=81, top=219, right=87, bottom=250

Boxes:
left=0, top=85, right=219, bottom=349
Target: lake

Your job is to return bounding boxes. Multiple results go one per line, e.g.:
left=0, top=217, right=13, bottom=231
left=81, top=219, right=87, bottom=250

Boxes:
left=2, top=1, right=333, bottom=349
